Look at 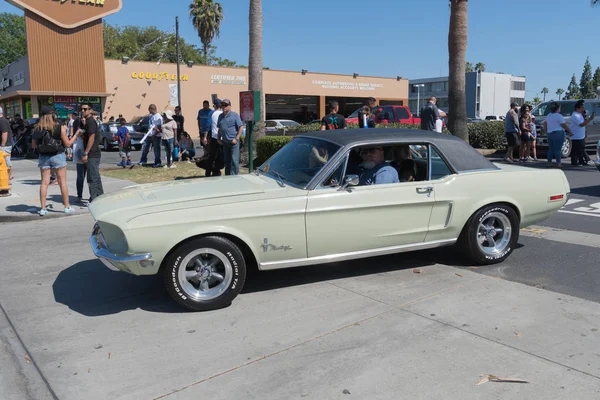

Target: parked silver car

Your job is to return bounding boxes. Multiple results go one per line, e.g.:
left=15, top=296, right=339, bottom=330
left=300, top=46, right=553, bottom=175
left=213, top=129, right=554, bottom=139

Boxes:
left=99, top=123, right=144, bottom=151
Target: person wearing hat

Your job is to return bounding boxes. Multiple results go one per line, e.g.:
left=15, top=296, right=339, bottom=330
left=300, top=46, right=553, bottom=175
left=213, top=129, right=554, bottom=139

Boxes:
left=31, top=105, right=81, bottom=215
left=161, top=110, right=178, bottom=169
left=0, top=106, right=12, bottom=185
left=217, top=99, right=244, bottom=176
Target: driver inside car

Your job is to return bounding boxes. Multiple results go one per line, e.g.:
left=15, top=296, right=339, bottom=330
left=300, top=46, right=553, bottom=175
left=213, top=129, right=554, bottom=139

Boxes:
left=358, top=146, right=399, bottom=186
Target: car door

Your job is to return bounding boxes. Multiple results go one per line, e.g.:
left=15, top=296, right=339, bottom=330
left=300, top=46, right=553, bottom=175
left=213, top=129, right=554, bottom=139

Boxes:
left=393, top=107, right=410, bottom=123
left=585, top=101, right=600, bottom=147
left=305, top=145, right=436, bottom=258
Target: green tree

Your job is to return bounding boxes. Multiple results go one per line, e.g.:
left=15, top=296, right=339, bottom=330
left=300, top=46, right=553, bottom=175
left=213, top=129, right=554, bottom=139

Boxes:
left=465, top=62, right=474, bottom=73
left=475, top=62, right=485, bottom=73
left=566, top=74, right=581, bottom=99
left=580, top=57, right=594, bottom=98
left=447, top=0, right=469, bottom=142
left=189, top=0, right=223, bottom=61
left=532, top=96, right=542, bottom=105
left=0, top=13, right=27, bottom=67
left=541, top=87, right=549, bottom=101
left=556, top=88, right=564, bottom=100
left=593, top=67, right=600, bottom=97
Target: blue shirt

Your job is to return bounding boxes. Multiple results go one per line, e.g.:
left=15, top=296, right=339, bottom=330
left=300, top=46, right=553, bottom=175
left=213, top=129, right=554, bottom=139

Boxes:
left=197, top=108, right=213, bottom=133
left=117, top=126, right=129, bottom=144
left=359, top=163, right=399, bottom=186
left=217, top=111, right=244, bottom=142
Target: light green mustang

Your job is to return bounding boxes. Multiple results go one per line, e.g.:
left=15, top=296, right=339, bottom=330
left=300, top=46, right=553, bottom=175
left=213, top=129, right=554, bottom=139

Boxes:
left=89, top=129, right=570, bottom=311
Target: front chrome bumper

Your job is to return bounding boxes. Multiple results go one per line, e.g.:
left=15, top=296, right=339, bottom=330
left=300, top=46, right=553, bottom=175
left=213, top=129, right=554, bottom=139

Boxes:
left=90, top=224, right=152, bottom=273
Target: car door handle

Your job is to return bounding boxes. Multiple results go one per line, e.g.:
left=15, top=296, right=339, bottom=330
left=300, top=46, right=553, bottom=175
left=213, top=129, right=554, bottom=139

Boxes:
left=416, top=186, right=434, bottom=197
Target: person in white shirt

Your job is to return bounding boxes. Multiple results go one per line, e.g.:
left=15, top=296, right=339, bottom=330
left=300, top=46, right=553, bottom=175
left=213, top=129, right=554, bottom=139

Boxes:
left=543, top=102, right=573, bottom=169
left=138, top=104, right=163, bottom=167
left=206, top=99, right=223, bottom=176
left=569, top=100, right=595, bottom=166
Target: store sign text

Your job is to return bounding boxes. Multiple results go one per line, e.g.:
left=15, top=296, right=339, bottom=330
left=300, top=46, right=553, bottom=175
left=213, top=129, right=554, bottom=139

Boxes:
left=312, top=80, right=384, bottom=91
left=211, top=75, right=246, bottom=85
left=131, top=72, right=189, bottom=81
left=51, top=0, right=106, bottom=6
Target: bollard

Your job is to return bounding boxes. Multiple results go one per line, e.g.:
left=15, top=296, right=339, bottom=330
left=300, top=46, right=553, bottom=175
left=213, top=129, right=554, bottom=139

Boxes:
left=0, top=149, right=11, bottom=197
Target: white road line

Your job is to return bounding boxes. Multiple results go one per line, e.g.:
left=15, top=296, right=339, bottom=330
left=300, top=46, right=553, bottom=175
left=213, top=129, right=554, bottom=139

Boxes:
left=557, top=210, right=600, bottom=218
left=564, top=199, right=585, bottom=207
left=521, top=225, right=600, bottom=248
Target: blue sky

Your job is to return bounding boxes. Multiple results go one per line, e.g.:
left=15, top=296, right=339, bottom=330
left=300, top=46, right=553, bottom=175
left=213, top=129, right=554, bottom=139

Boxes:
left=2, top=0, right=599, bottom=101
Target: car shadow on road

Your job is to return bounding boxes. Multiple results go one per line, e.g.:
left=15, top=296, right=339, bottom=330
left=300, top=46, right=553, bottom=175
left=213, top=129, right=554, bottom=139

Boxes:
left=243, top=247, right=473, bottom=294
left=52, top=259, right=186, bottom=317
left=570, top=185, right=600, bottom=198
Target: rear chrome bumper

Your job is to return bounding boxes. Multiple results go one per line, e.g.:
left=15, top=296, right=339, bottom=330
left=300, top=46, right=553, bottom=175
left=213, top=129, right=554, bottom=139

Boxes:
left=90, top=224, right=152, bottom=273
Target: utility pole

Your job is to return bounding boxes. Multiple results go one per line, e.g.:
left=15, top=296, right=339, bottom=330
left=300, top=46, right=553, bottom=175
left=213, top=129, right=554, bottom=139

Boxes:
left=176, top=16, right=182, bottom=107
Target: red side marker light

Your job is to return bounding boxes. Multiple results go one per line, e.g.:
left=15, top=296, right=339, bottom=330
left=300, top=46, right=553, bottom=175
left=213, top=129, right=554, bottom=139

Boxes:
left=549, top=194, right=564, bottom=201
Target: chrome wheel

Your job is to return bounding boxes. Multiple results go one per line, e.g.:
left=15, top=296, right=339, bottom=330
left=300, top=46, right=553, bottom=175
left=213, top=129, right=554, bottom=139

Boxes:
left=178, top=248, right=233, bottom=301
left=561, top=139, right=571, bottom=158
left=476, top=212, right=512, bottom=256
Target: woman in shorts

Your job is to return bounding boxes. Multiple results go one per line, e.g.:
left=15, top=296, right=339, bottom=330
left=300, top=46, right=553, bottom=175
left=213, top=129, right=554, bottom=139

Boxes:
left=31, top=106, right=80, bottom=216
left=519, top=105, right=533, bottom=162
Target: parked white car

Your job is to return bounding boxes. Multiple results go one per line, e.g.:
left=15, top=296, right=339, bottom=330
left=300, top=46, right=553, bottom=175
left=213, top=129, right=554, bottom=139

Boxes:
left=265, top=119, right=301, bottom=133
left=89, top=128, right=570, bottom=311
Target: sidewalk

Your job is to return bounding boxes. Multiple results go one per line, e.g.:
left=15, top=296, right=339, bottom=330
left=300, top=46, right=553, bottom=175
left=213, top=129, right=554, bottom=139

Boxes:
left=0, top=158, right=134, bottom=223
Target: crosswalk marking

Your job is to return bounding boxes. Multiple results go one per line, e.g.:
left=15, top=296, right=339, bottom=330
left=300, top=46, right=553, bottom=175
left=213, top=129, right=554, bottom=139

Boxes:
left=564, top=199, right=585, bottom=207
left=521, top=225, right=600, bottom=248
left=557, top=210, right=600, bottom=218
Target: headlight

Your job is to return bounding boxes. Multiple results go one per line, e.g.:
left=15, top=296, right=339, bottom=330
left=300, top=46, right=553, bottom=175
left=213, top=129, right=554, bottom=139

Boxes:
left=96, top=222, right=129, bottom=254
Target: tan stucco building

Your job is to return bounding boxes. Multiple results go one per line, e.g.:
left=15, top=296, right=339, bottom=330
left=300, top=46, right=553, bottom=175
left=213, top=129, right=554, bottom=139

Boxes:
left=0, top=0, right=408, bottom=124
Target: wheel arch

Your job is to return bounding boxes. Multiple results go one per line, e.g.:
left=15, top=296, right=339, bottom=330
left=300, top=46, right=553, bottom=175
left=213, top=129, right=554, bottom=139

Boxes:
left=459, top=200, right=521, bottom=239
left=159, top=232, right=259, bottom=273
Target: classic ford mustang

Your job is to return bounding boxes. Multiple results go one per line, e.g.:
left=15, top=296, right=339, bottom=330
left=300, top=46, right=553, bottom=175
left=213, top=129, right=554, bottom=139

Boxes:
left=89, top=129, right=570, bottom=311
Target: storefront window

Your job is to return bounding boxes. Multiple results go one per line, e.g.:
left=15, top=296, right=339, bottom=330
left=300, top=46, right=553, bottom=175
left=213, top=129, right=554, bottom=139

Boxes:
left=265, top=94, right=319, bottom=124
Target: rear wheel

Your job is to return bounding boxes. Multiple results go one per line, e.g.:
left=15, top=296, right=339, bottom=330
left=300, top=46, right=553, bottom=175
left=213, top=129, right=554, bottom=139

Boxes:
left=459, top=204, right=519, bottom=265
left=561, top=138, right=571, bottom=159
left=163, top=236, right=247, bottom=311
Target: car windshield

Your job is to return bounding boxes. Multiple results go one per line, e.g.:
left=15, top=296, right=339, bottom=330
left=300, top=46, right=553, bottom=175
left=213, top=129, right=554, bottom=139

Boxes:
left=531, top=102, right=576, bottom=117
left=280, top=120, right=300, bottom=127
left=258, top=137, right=341, bottom=188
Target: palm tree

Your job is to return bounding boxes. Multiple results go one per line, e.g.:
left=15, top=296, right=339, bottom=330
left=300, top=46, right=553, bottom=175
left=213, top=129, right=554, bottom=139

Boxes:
left=592, top=0, right=599, bottom=6
left=465, top=62, right=474, bottom=73
left=532, top=96, right=542, bottom=105
left=448, top=0, right=469, bottom=141
left=556, top=88, right=564, bottom=100
left=541, top=87, right=549, bottom=101
left=189, top=0, right=224, bottom=62
left=475, top=62, right=485, bottom=73
left=248, top=0, right=264, bottom=166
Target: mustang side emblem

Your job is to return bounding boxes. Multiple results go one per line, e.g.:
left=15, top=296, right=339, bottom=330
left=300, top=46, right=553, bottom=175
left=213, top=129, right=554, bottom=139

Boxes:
left=262, top=238, right=293, bottom=253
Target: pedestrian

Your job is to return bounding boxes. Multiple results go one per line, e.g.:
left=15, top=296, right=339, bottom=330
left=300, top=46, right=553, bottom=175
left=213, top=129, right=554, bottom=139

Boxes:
left=173, top=106, right=185, bottom=142
left=570, top=100, right=595, bottom=166
left=72, top=115, right=87, bottom=204
left=217, top=99, right=244, bottom=176
left=116, top=118, right=132, bottom=167
left=320, top=100, right=347, bottom=130
left=65, top=112, right=75, bottom=161
left=161, top=110, right=177, bottom=169
left=206, top=99, right=223, bottom=176
left=504, top=102, right=521, bottom=162
left=178, top=132, right=196, bottom=162
left=0, top=107, right=12, bottom=184
left=31, top=105, right=80, bottom=215
left=197, top=100, right=213, bottom=148
left=80, top=103, right=104, bottom=201
left=528, top=105, right=538, bottom=161
left=358, top=106, right=376, bottom=128
left=519, top=105, right=533, bottom=162
left=138, top=104, right=163, bottom=167
left=543, top=102, right=573, bottom=169
left=420, top=97, right=442, bottom=131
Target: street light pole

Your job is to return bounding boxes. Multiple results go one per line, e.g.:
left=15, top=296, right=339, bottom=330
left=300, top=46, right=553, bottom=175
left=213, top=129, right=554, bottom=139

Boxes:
left=415, top=84, right=425, bottom=116
left=176, top=16, right=182, bottom=108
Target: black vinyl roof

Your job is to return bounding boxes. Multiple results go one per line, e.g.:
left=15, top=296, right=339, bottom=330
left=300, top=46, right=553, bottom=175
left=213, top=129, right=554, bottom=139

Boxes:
left=296, top=128, right=499, bottom=172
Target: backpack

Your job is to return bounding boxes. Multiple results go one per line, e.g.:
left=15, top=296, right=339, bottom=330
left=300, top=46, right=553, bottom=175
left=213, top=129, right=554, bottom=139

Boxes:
left=37, top=128, right=63, bottom=154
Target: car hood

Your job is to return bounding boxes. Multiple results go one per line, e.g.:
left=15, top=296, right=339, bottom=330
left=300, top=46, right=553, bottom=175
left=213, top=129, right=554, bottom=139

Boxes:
left=89, top=174, right=286, bottom=224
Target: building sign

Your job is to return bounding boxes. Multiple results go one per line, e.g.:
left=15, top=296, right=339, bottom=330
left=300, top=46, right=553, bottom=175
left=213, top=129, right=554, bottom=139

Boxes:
left=13, top=72, right=25, bottom=86
left=239, top=91, right=261, bottom=122
left=131, top=72, right=189, bottom=81
left=54, top=96, right=78, bottom=103
left=312, top=80, right=384, bottom=92
left=1, top=78, right=10, bottom=90
left=6, top=0, right=122, bottom=29
left=211, top=75, right=246, bottom=85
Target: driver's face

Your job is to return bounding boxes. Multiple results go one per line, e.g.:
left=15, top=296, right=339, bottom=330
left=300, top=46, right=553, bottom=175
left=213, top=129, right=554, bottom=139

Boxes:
left=361, top=147, right=384, bottom=163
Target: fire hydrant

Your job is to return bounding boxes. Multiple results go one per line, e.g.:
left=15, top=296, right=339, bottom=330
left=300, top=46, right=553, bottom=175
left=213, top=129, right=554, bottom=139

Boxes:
left=0, top=149, right=11, bottom=197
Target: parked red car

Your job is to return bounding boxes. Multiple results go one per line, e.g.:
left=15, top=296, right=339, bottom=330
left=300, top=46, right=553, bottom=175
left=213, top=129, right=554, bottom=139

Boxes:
left=346, top=105, right=421, bottom=126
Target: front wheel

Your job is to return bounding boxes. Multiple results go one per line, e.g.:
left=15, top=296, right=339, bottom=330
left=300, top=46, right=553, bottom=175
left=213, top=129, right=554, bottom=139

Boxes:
left=459, top=204, right=519, bottom=265
left=561, top=138, right=571, bottom=159
left=163, top=236, right=247, bottom=311
left=103, top=138, right=112, bottom=151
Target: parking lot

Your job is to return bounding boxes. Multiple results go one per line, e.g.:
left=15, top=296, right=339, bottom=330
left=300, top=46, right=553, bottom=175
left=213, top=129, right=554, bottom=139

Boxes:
left=1, top=157, right=600, bottom=400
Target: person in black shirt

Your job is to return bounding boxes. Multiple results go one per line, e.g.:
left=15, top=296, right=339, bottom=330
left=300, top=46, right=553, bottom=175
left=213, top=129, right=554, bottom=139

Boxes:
left=320, top=101, right=347, bottom=131
left=420, top=96, right=441, bottom=131
left=0, top=107, right=12, bottom=187
left=81, top=103, right=104, bottom=202
left=173, top=106, right=185, bottom=143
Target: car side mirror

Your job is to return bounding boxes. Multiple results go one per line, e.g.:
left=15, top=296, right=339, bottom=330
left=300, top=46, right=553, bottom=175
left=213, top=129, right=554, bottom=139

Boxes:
left=338, top=174, right=359, bottom=191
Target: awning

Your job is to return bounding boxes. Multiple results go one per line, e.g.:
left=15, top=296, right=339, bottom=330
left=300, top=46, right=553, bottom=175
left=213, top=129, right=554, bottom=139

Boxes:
left=0, top=90, right=112, bottom=101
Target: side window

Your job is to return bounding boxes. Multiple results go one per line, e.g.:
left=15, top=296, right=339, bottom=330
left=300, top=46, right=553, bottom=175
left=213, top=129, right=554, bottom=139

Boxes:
left=430, top=147, right=453, bottom=180
left=321, top=155, right=348, bottom=187
left=395, top=107, right=410, bottom=120
left=380, top=107, right=394, bottom=121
